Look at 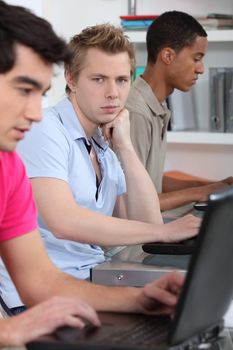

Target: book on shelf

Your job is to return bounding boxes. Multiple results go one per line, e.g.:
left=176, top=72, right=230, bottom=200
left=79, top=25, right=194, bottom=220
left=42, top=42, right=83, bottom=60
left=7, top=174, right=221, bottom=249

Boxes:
left=209, top=67, right=233, bottom=133
left=207, top=13, right=233, bottom=19
left=120, top=15, right=158, bottom=20
left=133, top=66, right=145, bottom=80
left=225, top=74, right=233, bottom=133
left=196, top=16, right=233, bottom=29
left=120, top=15, right=158, bottom=31
left=121, top=19, right=154, bottom=31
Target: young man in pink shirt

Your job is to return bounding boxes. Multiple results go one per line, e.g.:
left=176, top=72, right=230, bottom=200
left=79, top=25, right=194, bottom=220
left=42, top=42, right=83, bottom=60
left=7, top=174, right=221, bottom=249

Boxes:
left=0, top=1, right=184, bottom=347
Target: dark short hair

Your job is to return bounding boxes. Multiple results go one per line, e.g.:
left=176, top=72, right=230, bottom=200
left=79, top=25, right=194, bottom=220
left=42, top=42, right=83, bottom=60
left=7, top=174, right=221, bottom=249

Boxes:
left=0, top=0, right=71, bottom=73
left=146, top=11, right=207, bottom=64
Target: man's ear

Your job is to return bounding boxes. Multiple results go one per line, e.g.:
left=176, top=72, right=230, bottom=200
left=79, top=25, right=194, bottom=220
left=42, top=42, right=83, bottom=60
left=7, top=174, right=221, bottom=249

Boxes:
left=65, top=70, right=76, bottom=92
left=160, top=47, right=176, bottom=65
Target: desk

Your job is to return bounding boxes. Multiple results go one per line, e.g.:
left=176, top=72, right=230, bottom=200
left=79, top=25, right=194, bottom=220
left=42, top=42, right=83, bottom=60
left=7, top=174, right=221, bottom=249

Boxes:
left=91, top=204, right=196, bottom=287
left=91, top=244, right=190, bottom=286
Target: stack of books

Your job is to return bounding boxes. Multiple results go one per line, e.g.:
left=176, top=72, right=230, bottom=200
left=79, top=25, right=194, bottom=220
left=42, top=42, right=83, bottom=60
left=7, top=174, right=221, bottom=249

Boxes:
left=197, top=13, right=233, bottom=30
left=120, top=15, right=158, bottom=31
left=210, top=67, right=233, bottom=133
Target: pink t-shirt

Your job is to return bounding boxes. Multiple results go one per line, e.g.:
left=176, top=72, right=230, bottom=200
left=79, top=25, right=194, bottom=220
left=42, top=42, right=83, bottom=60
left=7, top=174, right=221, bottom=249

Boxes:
left=0, top=151, right=37, bottom=242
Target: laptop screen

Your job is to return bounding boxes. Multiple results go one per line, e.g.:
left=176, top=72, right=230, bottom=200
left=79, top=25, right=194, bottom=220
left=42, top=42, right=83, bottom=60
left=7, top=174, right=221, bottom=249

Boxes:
left=169, top=186, right=233, bottom=346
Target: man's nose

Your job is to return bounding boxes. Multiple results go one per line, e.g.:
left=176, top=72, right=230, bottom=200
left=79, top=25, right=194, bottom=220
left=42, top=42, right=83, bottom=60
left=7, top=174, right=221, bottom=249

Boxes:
left=197, top=61, right=205, bottom=75
left=24, top=96, right=43, bottom=122
left=105, top=82, right=118, bottom=99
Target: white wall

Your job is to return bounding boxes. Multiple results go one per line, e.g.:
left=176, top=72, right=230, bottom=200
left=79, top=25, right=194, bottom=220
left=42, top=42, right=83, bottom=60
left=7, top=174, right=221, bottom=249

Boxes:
left=5, top=0, right=42, bottom=15
left=135, top=0, right=233, bottom=16
left=165, top=143, right=233, bottom=180
left=42, top=0, right=126, bottom=39
left=42, top=0, right=128, bottom=103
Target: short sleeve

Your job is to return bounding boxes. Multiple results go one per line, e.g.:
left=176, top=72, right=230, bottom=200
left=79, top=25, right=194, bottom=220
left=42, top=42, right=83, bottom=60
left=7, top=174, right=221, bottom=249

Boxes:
left=0, top=153, right=37, bottom=242
left=129, top=111, right=152, bottom=167
left=17, top=109, right=70, bottom=182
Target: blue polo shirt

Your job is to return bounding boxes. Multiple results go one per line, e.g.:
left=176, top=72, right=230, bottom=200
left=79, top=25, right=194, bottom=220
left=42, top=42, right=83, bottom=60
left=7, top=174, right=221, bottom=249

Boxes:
left=0, top=97, right=126, bottom=308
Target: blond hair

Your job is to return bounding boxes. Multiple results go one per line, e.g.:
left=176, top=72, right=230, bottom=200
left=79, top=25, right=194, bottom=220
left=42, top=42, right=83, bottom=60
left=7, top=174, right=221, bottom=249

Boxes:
left=65, top=24, right=135, bottom=94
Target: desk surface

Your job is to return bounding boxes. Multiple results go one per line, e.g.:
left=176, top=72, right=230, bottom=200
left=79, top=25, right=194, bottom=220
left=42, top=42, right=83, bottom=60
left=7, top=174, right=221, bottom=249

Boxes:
left=91, top=244, right=190, bottom=286
left=91, top=204, right=197, bottom=287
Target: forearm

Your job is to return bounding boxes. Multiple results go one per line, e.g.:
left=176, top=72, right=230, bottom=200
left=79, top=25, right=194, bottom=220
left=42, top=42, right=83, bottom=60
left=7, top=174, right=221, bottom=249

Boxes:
left=160, top=179, right=231, bottom=211
left=115, top=144, right=162, bottom=224
left=104, top=108, right=160, bottom=223
left=25, top=268, right=184, bottom=317
left=1, top=233, right=139, bottom=314
left=32, top=178, right=165, bottom=246
left=162, top=175, right=210, bottom=193
left=52, top=206, right=165, bottom=245
left=52, top=204, right=200, bottom=245
left=22, top=265, right=140, bottom=313
left=159, top=188, right=200, bottom=211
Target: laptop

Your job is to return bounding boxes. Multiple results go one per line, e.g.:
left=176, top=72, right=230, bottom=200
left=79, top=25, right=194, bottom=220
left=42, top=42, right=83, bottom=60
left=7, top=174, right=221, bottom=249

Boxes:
left=27, top=185, right=233, bottom=350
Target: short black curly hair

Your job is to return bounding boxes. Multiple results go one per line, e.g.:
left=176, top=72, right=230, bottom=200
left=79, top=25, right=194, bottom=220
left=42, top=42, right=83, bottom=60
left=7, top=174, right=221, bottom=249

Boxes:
left=147, top=11, right=207, bottom=64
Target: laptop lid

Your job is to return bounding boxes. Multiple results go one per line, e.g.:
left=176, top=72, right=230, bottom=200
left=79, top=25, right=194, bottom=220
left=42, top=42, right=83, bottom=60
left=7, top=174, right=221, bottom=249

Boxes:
left=169, top=185, right=233, bottom=346
left=27, top=185, right=233, bottom=350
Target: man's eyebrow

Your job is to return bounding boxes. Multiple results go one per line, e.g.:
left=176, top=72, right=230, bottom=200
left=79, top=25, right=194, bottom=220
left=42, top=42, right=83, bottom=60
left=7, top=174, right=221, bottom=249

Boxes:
left=118, top=75, right=131, bottom=78
left=14, top=76, right=43, bottom=90
left=92, top=74, right=131, bottom=78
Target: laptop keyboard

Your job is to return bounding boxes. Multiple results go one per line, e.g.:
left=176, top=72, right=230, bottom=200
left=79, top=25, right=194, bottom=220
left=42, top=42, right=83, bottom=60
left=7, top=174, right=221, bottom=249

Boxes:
left=93, top=316, right=170, bottom=346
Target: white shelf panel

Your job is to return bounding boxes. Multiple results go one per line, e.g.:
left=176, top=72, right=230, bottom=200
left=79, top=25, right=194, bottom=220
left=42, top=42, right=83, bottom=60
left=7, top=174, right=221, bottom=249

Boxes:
left=207, top=29, right=233, bottom=42
left=167, top=131, right=233, bottom=145
left=126, top=31, right=146, bottom=42
left=126, top=29, right=233, bottom=43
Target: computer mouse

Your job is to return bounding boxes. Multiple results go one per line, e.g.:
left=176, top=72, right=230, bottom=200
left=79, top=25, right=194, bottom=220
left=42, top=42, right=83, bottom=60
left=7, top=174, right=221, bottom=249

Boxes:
left=193, top=202, right=208, bottom=211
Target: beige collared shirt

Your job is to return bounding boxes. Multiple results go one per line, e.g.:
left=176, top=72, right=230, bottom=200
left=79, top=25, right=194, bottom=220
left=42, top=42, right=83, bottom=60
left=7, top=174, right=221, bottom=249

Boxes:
left=126, top=76, right=171, bottom=193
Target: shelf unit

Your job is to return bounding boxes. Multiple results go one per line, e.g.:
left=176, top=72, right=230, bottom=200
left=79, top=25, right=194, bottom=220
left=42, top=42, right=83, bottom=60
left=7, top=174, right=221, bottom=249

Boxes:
left=126, top=29, right=233, bottom=43
left=167, top=131, right=233, bottom=145
left=127, top=29, right=233, bottom=145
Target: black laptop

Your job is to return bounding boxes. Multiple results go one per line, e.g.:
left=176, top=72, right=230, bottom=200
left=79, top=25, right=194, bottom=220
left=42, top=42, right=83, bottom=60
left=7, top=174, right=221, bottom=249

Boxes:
left=27, top=186, right=233, bottom=350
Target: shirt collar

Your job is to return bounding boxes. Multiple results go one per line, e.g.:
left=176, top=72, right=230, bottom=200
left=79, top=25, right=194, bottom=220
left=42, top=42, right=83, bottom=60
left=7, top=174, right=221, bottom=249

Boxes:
left=133, top=76, right=169, bottom=117
left=53, top=97, right=108, bottom=151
